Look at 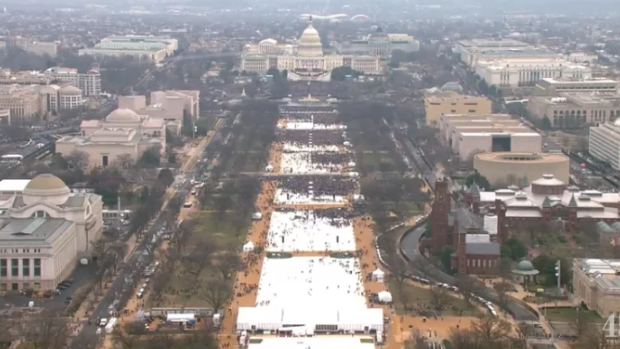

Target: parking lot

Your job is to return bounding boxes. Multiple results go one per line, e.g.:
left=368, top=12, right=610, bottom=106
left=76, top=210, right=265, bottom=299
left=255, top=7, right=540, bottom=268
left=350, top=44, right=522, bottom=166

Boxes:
left=0, top=263, right=96, bottom=313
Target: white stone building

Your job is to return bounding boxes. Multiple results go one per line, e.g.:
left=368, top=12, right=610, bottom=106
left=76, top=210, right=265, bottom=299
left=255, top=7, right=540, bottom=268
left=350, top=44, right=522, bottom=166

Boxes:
left=44, top=67, right=102, bottom=97
left=474, top=58, right=591, bottom=88
left=55, top=108, right=166, bottom=169
left=0, top=174, right=104, bottom=291
left=241, top=18, right=380, bottom=80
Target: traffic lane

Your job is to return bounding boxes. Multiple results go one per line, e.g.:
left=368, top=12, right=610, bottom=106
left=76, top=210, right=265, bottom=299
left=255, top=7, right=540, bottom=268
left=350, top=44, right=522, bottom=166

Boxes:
left=399, top=225, right=537, bottom=321
left=75, top=213, right=167, bottom=342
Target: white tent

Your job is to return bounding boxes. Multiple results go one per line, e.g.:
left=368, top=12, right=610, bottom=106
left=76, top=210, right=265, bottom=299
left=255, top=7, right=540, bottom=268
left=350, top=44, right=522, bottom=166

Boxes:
left=343, top=141, right=351, bottom=146
left=372, top=268, right=385, bottom=282
left=348, top=172, right=359, bottom=178
left=243, top=241, right=255, bottom=252
left=348, top=162, right=356, bottom=167
left=265, top=164, right=274, bottom=172
left=377, top=291, right=393, bottom=303
left=252, top=212, right=263, bottom=220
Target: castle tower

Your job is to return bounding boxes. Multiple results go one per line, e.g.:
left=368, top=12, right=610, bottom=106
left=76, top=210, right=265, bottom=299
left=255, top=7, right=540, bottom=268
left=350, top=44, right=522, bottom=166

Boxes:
left=431, top=178, right=450, bottom=254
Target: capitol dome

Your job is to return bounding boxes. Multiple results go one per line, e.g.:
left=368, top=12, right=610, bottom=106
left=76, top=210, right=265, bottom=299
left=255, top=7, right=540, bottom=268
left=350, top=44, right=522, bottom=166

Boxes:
left=23, top=174, right=70, bottom=206
left=298, top=17, right=323, bottom=57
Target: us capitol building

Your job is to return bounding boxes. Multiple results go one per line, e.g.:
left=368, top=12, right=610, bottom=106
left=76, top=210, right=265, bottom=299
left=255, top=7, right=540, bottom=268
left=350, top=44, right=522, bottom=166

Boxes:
left=241, top=17, right=381, bottom=81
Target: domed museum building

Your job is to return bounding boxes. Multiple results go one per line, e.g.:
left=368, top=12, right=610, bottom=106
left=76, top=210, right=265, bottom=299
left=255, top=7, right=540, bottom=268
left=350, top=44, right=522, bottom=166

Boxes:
left=0, top=174, right=103, bottom=291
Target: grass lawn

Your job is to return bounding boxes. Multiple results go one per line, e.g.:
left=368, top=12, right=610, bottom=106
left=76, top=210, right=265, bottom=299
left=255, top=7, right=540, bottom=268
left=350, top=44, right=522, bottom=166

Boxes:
left=149, top=211, right=247, bottom=307
left=388, top=280, right=480, bottom=317
left=225, top=153, right=266, bottom=173
left=544, top=307, right=605, bottom=323
left=189, top=211, right=246, bottom=249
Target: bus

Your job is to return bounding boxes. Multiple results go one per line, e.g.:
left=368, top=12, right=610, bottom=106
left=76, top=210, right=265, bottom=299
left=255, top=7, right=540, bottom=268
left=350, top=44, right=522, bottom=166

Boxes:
left=102, top=209, right=132, bottom=221
left=0, top=154, right=24, bottom=164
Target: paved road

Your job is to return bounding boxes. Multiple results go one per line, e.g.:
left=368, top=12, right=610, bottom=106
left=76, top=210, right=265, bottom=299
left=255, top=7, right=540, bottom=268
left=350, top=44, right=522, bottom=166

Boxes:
left=390, top=123, right=538, bottom=321
left=399, top=218, right=537, bottom=321
left=71, top=123, right=222, bottom=346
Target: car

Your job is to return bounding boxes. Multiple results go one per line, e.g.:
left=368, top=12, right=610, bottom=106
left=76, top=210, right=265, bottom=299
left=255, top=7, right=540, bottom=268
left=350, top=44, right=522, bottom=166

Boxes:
left=99, top=318, right=108, bottom=327
left=96, top=328, right=102, bottom=335
left=183, top=202, right=193, bottom=208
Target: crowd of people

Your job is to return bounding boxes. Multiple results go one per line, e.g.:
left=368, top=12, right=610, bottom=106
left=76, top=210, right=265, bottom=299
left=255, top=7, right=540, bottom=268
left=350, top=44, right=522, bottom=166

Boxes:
left=277, top=130, right=344, bottom=146
left=280, top=110, right=340, bottom=125
left=279, top=176, right=356, bottom=197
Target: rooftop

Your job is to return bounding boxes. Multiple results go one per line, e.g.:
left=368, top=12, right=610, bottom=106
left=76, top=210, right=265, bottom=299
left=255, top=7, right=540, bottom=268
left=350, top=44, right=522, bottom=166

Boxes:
left=246, top=337, right=376, bottom=349
left=458, top=38, right=530, bottom=48
left=539, top=77, right=618, bottom=85
left=0, top=179, right=31, bottom=192
left=425, top=91, right=490, bottom=102
left=474, top=152, right=568, bottom=164
left=0, top=218, right=74, bottom=246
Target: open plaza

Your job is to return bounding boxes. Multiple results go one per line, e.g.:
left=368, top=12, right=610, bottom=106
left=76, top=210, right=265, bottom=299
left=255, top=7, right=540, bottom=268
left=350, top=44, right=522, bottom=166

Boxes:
left=266, top=210, right=356, bottom=252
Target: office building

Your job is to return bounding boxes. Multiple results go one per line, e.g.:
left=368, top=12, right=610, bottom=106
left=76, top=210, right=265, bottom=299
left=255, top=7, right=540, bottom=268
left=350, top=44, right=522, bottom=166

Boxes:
left=118, top=90, right=200, bottom=131
left=340, top=28, right=420, bottom=58
left=440, top=114, right=542, bottom=160
left=39, top=85, right=84, bottom=112
left=465, top=175, right=620, bottom=230
left=589, top=121, right=620, bottom=170
left=241, top=18, right=380, bottom=80
left=0, top=174, right=104, bottom=291
left=424, top=91, right=493, bottom=126
left=0, top=70, right=51, bottom=86
left=455, top=38, right=534, bottom=67
left=573, top=259, right=620, bottom=317
left=0, top=109, right=10, bottom=125
left=474, top=58, right=591, bottom=88
left=474, top=152, right=570, bottom=186
left=567, top=52, right=598, bottom=64
left=79, top=35, right=178, bottom=64
left=7, top=36, right=58, bottom=57
left=55, top=108, right=166, bottom=169
left=534, top=78, right=618, bottom=96
left=528, top=93, right=620, bottom=128
left=44, top=67, right=102, bottom=97
left=0, top=85, right=41, bottom=120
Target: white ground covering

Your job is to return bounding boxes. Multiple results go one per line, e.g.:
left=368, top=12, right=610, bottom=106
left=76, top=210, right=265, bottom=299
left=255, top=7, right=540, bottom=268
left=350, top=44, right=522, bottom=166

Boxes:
left=266, top=210, right=355, bottom=252
left=282, top=144, right=340, bottom=152
left=255, top=257, right=365, bottom=308
left=286, top=122, right=347, bottom=130
left=281, top=153, right=344, bottom=174
left=247, top=337, right=376, bottom=349
left=274, top=188, right=346, bottom=205
left=238, top=257, right=383, bottom=332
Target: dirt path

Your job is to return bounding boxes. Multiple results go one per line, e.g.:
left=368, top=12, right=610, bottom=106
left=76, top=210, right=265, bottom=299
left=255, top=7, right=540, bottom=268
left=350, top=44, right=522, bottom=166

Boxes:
left=219, top=181, right=276, bottom=348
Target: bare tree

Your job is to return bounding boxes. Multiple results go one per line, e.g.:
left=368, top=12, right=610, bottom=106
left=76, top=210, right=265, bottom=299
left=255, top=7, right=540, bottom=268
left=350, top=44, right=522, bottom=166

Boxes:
left=113, top=153, right=135, bottom=169
left=575, top=324, right=619, bottom=349
left=493, top=282, right=512, bottom=308
left=470, top=315, right=513, bottom=346
left=65, top=150, right=90, bottom=172
left=112, top=327, right=140, bottom=349
left=216, top=251, right=241, bottom=282
left=70, top=331, right=100, bottom=349
left=20, top=311, right=69, bottom=349
left=404, top=328, right=429, bottom=349
left=202, top=278, right=233, bottom=312
left=429, top=283, right=449, bottom=310
left=570, top=308, right=592, bottom=339
left=512, top=322, right=532, bottom=349
left=455, top=274, right=480, bottom=306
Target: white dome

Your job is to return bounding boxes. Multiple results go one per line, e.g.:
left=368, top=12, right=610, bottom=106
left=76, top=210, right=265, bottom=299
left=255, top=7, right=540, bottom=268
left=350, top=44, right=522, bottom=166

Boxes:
left=106, top=108, right=141, bottom=123
left=298, top=18, right=323, bottom=57
left=23, top=174, right=70, bottom=206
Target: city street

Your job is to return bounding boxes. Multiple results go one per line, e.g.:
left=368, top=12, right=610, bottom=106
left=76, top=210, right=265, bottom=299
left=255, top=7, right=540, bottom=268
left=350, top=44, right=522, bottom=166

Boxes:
left=70, top=121, right=222, bottom=347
